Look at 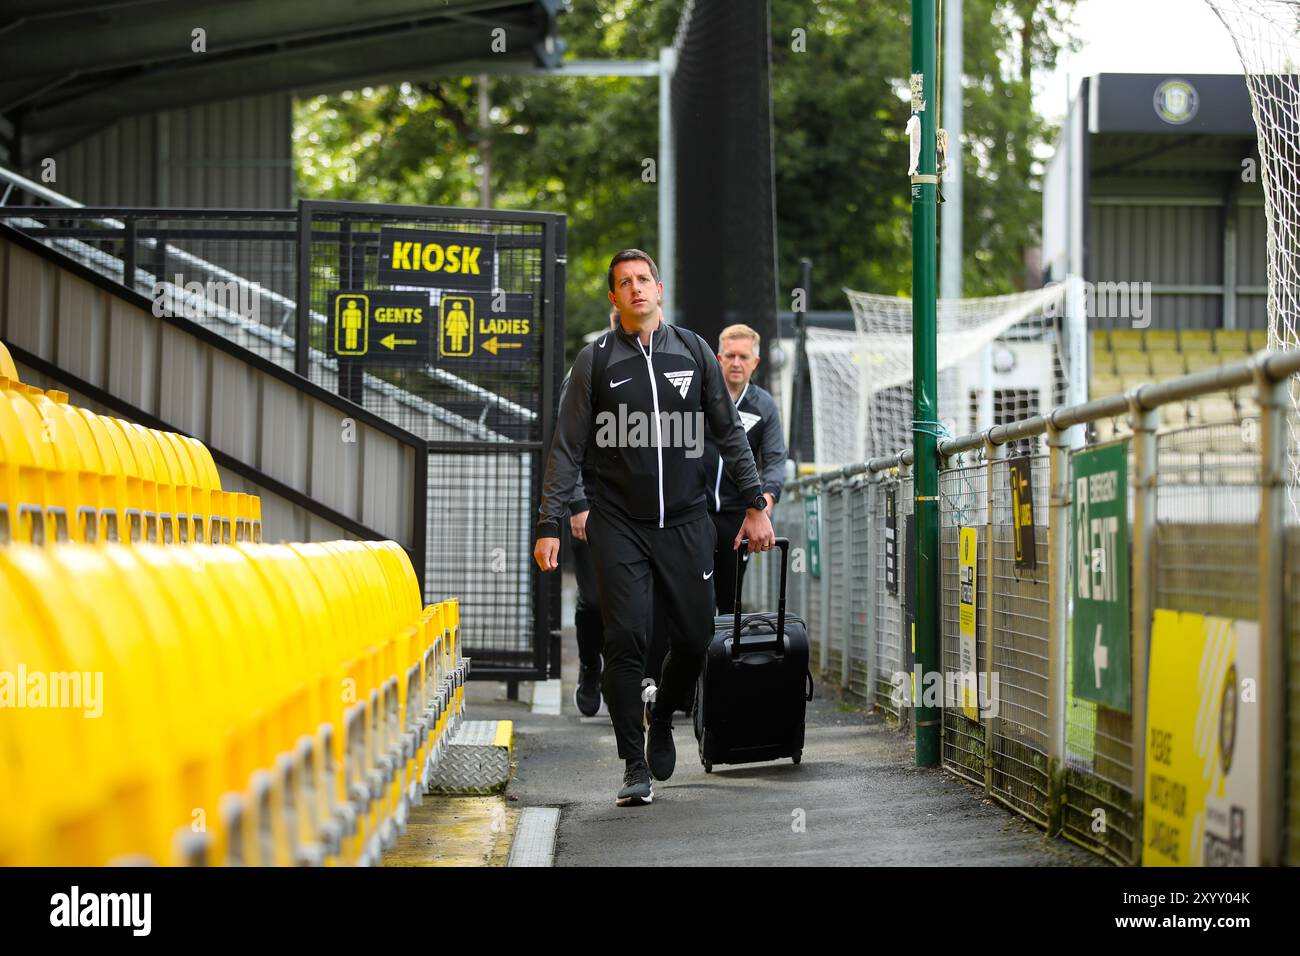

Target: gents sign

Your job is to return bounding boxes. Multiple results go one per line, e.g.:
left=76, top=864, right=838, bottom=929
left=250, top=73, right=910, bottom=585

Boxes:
left=1071, top=441, right=1130, bottom=712
left=377, top=228, right=495, bottom=291
left=328, top=290, right=432, bottom=364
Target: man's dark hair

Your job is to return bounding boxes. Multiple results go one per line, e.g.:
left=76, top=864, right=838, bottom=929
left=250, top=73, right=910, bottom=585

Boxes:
left=607, top=249, right=660, bottom=291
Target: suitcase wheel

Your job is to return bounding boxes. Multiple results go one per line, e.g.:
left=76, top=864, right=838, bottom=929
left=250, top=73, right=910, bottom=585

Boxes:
left=791, top=751, right=801, bottom=765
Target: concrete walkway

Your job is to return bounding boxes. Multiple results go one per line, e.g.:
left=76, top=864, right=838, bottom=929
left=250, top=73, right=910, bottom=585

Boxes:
left=466, top=623, right=1104, bottom=867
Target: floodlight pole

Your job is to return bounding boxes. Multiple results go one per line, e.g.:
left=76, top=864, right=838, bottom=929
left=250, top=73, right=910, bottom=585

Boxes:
left=911, top=0, right=941, bottom=767
left=658, top=46, right=677, bottom=323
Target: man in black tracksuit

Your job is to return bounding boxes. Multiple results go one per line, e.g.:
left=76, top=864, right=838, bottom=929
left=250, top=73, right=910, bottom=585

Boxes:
left=534, top=249, right=776, bottom=807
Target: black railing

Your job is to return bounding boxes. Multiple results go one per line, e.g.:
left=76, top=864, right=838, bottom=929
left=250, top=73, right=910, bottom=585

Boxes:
left=1, top=199, right=566, bottom=681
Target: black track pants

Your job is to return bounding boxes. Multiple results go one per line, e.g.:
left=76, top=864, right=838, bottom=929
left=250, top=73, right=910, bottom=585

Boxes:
left=588, top=507, right=717, bottom=760
left=565, top=520, right=604, bottom=669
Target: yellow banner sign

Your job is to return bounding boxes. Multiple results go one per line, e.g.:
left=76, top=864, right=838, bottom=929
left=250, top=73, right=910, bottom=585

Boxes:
left=1144, top=610, right=1259, bottom=866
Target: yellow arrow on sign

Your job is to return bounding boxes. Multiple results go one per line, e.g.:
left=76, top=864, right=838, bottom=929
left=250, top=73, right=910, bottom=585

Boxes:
left=380, top=333, right=417, bottom=350
left=481, top=336, right=523, bottom=356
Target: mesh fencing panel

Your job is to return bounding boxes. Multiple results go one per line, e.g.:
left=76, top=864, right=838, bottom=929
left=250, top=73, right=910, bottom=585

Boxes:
left=990, top=454, right=1051, bottom=826
left=823, top=480, right=847, bottom=681
left=847, top=478, right=875, bottom=701
left=805, top=486, right=825, bottom=674
left=940, top=458, right=989, bottom=785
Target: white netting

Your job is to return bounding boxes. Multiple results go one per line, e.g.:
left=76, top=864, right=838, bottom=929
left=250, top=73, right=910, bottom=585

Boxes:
left=806, top=284, right=1066, bottom=467
left=1205, top=0, right=1300, bottom=516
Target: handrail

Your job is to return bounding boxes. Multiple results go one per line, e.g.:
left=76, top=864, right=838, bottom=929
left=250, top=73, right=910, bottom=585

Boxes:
left=790, top=347, right=1300, bottom=489
left=0, top=165, right=538, bottom=425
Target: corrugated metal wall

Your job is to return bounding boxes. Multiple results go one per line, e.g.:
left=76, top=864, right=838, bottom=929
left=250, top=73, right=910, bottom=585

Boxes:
left=1088, top=200, right=1269, bottom=332
left=1, top=233, right=420, bottom=553
left=42, top=94, right=293, bottom=208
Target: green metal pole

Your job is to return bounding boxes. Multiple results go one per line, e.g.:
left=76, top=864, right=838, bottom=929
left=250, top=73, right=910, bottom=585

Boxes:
left=911, top=0, right=941, bottom=767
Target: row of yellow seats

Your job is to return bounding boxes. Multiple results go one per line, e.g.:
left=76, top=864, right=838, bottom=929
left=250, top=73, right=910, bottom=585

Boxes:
left=0, top=540, right=467, bottom=867
left=0, top=376, right=260, bottom=546
left=1097, top=328, right=1267, bottom=354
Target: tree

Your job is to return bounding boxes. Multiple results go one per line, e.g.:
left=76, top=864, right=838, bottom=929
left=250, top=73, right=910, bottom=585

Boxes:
left=294, top=0, right=1079, bottom=359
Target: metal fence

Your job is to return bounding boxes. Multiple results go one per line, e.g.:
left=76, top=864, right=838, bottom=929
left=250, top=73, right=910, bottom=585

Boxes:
left=750, top=350, right=1300, bottom=866
left=1, top=200, right=566, bottom=681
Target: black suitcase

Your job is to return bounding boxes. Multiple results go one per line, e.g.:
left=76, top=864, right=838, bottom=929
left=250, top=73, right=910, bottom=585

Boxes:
left=693, top=537, right=813, bottom=772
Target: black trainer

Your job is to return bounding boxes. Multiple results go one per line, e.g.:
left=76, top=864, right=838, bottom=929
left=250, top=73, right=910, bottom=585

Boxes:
left=574, top=659, right=602, bottom=717
left=616, top=758, right=653, bottom=806
left=644, top=702, right=677, bottom=781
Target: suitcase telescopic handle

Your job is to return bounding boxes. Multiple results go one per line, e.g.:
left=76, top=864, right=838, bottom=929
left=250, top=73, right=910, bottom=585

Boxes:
left=732, top=537, right=790, bottom=658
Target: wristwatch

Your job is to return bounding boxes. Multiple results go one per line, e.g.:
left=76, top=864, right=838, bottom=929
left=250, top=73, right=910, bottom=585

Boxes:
left=748, top=492, right=767, bottom=512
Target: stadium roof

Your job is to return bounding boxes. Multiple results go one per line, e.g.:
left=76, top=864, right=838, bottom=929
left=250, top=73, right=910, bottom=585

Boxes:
left=0, top=0, right=565, bottom=159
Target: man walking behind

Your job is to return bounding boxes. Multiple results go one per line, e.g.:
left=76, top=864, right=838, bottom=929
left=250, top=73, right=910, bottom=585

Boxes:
left=701, top=324, right=789, bottom=614
left=534, top=249, right=775, bottom=806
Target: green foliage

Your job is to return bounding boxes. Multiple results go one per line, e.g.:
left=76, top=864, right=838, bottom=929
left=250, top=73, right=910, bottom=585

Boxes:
left=294, top=0, right=1078, bottom=361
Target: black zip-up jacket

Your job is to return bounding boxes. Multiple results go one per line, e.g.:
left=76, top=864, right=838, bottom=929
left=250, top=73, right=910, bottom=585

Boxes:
left=537, top=319, right=763, bottom=536
left=701, top=381, right=788, bottom=514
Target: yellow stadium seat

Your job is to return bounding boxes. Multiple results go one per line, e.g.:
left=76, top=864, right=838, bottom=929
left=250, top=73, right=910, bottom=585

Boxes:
left=123, top=545, right=246, bottom=864
left=153, top=431, right=201, bottom=543
left=1214, top=329, right=1251, bottom=354
left=19, top=389, right=104, bottom=543
left=1184, top=350, right=1222, bottom=373
left=0, top=547, right=168, bottom=864
left=3, top=387, right=59, bottom=543
left=201, top=546, right=296, bottom=865
left=0, top=569, right=49, bottom=865
left=146, top=428, right=189, bottom=544
left=1119, top=372, right=1149, bottom=395
left=236, top=543, right=322, bottom=866
left=46, top=397, right=108, bottom=542
left=1113, top=349, right=1150, bottom=375
left=129, top=425, right=180, bottom=544
left=1090, top=374, right=1122, bottom=399
left=1145, top=329, right=1178, bottom=352
left=103, top=418, right=155, bottom=543
left=365, top=542, right=424, bottom=822
left=1150, top=351, right=1187, bottom=376
left=0, top=395, right=30, bottom=544
left=287, top=541, right=363, bottom=863
left=1180, top=329, right=1214, bottom=351
left=0, top=340, right=18, bottom=381
left=1109, top=329, right=1145, bottom=352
